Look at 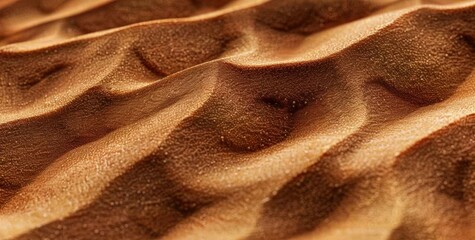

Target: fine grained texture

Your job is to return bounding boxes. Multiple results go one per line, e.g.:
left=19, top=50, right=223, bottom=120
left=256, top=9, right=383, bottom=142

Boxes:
left=0, top=0, right=474, bottom=239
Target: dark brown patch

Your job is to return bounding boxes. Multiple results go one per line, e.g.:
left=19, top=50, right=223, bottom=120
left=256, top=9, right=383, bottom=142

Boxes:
left=438, top=159, right=472, bottom=201
left=256, top=0, right=383, bottom=35
left=248, top=162, right=360, bottom=240
left=388, top=219, right=435, bottom=240
left=17, top=64, right=68, bottom=89
left=372, top=78, right=432, bottom=106
left=133, top=48, right=168, bottom=78
left=459, top=34, right=475, bottom=51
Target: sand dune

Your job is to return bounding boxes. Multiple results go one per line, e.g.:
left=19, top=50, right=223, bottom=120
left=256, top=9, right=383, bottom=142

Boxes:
left=0, top=0, right=474, bottom=239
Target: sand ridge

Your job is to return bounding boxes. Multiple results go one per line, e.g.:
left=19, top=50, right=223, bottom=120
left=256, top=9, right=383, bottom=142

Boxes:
left=0, top=0, right=474, bottom=239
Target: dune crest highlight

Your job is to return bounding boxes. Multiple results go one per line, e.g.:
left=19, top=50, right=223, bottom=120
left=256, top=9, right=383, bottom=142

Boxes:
left=0, top=0, right=474, bottom=239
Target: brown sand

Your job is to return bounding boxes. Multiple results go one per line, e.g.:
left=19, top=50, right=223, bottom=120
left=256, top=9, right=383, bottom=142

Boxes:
left=0, top=0, right=474, bottom=239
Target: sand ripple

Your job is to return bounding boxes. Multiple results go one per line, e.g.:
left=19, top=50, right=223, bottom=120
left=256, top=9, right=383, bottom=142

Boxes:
left=0, top=0, right=474, bottom=239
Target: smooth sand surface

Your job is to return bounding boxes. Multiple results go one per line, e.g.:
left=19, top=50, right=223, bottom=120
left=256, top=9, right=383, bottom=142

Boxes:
left=0, top=0, right=474, bottom=239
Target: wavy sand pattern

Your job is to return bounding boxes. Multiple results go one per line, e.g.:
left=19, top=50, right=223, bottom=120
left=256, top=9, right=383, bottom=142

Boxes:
left=0, top=0, right=474, bottom=239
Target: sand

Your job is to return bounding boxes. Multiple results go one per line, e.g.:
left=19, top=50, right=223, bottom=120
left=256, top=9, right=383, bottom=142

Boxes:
left=0, top=0, right=474, bottom=239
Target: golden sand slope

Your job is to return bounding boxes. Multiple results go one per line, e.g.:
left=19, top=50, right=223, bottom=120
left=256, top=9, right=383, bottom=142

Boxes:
left=0, top=0, right=474, bottom=239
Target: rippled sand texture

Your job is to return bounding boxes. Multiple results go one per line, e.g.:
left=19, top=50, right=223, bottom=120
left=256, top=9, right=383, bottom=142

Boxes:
left=0, top=0, right=474, bottom=239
